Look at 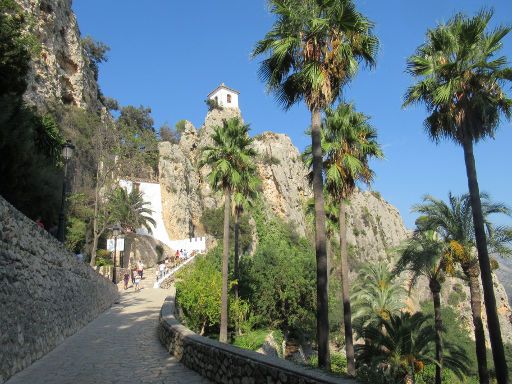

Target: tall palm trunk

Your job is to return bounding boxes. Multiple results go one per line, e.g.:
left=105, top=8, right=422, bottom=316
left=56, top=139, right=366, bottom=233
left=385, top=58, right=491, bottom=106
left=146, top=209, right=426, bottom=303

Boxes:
left=462, top=132, right=507, bottom=383
left=311, top=107, right=330, bottom=370
left=234, top=207, right=240, bottom=300
left=464, top=262, right=489, bottom=384
left=220, top=188, right=231, bottom=343
left=339, top=200, right=355, bottom=375
left=429, top=279, right=443, bottom=384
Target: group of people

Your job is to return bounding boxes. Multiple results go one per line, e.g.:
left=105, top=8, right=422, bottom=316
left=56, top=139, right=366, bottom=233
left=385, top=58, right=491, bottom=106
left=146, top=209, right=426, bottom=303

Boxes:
left=123, top=260, right=144, bottom=291
left=120, top=250, right=197, bottom=290
left=155, top=249, right=196, bottom=281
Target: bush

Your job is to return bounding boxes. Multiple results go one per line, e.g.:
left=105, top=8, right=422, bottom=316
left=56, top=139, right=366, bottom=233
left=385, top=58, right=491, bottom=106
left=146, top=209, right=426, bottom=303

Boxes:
left=200, top=206, right=252, bottom=253
left=309, top=352, right=347, bottom=376
left=175, top=249, right=222, bottom=334
left=261, top=153, right=281, bottom=166
left=241, top=200, right=316, bottom=334
left=420, top=302, right=479, bottom=380
left=205, top=98, right=223, bottom=111
left=232, top=329, right=269, bottom=351
left=96, top=249, right=111, bottom=258
left=415, top=364, right=466, bottom=384
left=95, top=255, right=113, bottom=266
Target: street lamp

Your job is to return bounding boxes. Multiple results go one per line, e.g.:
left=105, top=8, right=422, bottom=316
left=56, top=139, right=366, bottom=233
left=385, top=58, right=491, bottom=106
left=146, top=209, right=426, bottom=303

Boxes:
left=112, top=223, right=122, bottom=284
left=57, top=140, right=75, bottom=242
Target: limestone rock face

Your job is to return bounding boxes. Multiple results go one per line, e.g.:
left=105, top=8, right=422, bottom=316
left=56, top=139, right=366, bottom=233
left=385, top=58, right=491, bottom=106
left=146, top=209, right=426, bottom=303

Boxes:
left=252, top=132, right=311, bottom=236
left=16, top=0, right=100, bottom=110
left=345, top=190, right=410, bottom=263
left=158, top=107, right=512, bottom=347
left=159, top=140, right=204, bottom=240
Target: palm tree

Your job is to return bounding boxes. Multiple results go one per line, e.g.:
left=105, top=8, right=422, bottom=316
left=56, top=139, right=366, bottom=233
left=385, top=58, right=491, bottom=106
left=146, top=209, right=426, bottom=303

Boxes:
left=403, top=11, right=512, bottom=382
left=351, top=262, right=405, bottom=332
left=304, top=102, right=383, bottom=373
left=414, top=192, right=512, bottom=384
left=108, top=187, right=156, bottom=233
left=232, top=170, right=259, bottom=300
left=253, top=0, right=378, bottom=369
left=199, top=117, right=256, bottom=343
left=323, top=103, right=383, bottom=374
left=394, top=230, right=447, bottom=384
left=356, top=312, right=469, bottom=384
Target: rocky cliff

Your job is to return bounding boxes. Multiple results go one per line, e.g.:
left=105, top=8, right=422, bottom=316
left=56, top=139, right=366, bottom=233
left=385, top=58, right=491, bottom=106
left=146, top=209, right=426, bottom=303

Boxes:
left=158, top=107, right=512, bottom=344
left=159, top=108, right=408, bottom=253
left=17, top=0, right=101, bottom=111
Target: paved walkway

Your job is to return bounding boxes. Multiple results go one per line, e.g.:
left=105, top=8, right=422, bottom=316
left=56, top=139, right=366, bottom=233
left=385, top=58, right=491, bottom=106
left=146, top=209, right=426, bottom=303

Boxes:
left=7, top=268, right=209, bottom=384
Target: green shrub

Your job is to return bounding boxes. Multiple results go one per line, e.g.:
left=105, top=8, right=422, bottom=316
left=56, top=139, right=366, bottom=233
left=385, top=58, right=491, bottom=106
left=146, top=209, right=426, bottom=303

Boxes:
left=261, top=153, right=281, bottom=166
left=232, top=329, right=269, bottom=351
left=175, top=249, right=222, bottom=333
left=370, top=191, right=382, bottom=200
left=415, top=364, right=467, bottom=384
left=96, top=249, right=111, bottom=258
left=95, top=256, right=113, bottom=266
left=420, top=302, right=480, bottom=381
left=242, top=200, right=316, bottom=334
left=309, top=352, right=347, bottom=375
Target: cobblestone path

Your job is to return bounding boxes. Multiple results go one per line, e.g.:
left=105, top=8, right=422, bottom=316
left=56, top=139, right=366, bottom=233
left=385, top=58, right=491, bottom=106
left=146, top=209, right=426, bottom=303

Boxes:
left=6, top=269, right=209, bottom=384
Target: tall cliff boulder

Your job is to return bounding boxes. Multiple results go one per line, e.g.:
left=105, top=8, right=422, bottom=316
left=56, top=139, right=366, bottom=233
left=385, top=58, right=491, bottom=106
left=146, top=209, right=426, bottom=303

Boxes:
left=16, top=0, right=101, bottom=111
left=158, top=107, right=512, bottom=345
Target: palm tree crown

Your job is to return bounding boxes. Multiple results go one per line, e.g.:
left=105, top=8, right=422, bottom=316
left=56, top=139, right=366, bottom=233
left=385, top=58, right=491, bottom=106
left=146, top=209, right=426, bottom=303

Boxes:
left=352, top=262, right=405, bottom=328
left=199, top=117, right=257, bottom=193
left=108, top=187, right=156, bottom=233
left=403, top=10, right=512, bottom=143
left=324, top=103, right=383, bottom=198
left=394, top=230, right=446, bottom=291
left=253, top=0, right=378, bottom=111
left=414, top=193, right=512, bottom=262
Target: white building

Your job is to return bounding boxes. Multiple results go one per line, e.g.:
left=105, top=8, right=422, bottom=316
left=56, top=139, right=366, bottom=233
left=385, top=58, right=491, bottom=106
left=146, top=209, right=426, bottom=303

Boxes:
left=207, top=83, right=240, bottom=109
left=118, top=179, right=206, bottom=253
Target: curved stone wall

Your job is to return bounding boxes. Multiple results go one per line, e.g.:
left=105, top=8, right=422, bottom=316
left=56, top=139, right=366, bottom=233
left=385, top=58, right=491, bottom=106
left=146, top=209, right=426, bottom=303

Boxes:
left=158, top=289, right=353, bottom=384
left=0, top=196, right=119, bottom=383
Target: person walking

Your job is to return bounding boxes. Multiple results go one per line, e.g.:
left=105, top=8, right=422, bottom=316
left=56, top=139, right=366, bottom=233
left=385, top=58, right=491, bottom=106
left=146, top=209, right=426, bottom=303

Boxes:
left=134, top=272, right=141, bottom=292
left=136, top=260, right=144, bottom=279
left=159, top=262, right=165, bottom=280
left=123, top=271, right=130, bottom=290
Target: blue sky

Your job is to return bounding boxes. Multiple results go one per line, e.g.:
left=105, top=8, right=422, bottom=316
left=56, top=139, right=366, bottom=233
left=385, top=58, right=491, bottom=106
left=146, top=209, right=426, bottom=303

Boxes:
left=73, top=0, right=512, bottom=228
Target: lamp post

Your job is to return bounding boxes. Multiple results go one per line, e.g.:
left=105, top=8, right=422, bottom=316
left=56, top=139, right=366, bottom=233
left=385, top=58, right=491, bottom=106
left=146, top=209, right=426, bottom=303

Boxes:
left=57, top=140, right=75, bottom=242
left=112, top=223, right=122, bottom=284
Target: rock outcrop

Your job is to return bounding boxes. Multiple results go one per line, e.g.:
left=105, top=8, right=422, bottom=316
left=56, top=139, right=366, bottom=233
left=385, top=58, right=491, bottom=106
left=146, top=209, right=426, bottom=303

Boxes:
left=159, top=106, right=512, bottom=345
left=17, top=0, right=101, bottom=110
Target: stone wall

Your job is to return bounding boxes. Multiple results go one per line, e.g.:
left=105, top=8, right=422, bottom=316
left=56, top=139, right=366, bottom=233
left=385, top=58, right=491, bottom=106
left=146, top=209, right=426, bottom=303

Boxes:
left=0, top=196, right=119, bottom=383
left=158, top=289, right=353, bottom=384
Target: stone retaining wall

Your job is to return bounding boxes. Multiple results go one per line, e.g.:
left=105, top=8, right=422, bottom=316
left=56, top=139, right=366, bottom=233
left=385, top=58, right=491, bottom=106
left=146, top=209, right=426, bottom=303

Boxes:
left=0, top=196, right=119, bottom=383
left=158, top=289, right=353, bottom=384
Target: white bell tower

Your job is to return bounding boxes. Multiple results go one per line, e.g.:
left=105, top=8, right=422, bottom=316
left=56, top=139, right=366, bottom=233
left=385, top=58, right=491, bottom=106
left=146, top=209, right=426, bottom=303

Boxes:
left=207, top=83, right=240, bottom=109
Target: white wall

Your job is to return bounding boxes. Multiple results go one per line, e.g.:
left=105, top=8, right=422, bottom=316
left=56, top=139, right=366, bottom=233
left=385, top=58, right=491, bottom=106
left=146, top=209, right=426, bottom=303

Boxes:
left=118, top=180, right=206, bottom=253
left=209, top=88, right=239, bottom=109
